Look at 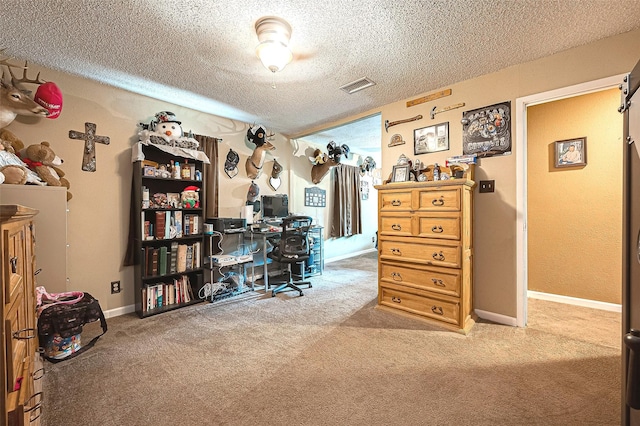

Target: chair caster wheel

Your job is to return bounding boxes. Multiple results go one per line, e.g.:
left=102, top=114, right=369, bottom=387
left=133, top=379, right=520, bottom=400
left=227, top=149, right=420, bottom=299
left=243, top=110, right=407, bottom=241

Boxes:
left=272, top=292, right=276, bottom=297
left=309, top=284, right=313, bottom=288
left=299, top=292, right=304, bottom=296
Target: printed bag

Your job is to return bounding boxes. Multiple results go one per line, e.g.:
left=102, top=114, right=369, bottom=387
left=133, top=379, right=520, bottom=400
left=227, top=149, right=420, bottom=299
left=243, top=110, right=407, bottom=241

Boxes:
left=36, top=287, right=107, bottom=362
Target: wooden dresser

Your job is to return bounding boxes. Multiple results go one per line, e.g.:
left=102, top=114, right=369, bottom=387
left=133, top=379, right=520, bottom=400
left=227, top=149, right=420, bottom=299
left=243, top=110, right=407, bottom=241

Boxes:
left=375, top=180, right=476, bottom=333
left=1, top=205, right=42, bottom=426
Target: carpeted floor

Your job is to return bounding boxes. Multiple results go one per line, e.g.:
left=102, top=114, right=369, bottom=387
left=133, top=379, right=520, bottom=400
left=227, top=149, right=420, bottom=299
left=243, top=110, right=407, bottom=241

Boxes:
left=42, top=252, right=622, bottom=425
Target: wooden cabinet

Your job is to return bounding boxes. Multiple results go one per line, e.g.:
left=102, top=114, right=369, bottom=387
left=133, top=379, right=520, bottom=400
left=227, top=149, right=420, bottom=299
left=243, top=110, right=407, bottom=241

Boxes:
left=1, top=205, right=42, bottom=426
left=375, top=180, right=475, bottom=333
left=133, top=143, right=209, bottom=318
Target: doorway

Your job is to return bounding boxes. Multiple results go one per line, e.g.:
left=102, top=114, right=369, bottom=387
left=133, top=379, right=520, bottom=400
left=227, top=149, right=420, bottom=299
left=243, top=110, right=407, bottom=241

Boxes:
left=515, top=74, right=625, bottom=326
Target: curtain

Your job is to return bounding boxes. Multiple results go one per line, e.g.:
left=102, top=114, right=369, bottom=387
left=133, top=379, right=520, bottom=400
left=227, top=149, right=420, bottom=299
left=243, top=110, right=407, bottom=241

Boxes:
left=194, top=134, right=220, bottom=219
left=331, top=164, right=362, bottom=238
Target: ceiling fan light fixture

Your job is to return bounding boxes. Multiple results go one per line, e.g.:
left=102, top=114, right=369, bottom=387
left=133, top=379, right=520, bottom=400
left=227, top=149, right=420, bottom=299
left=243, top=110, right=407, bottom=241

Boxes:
left=255, top=16, right=292, bottom=73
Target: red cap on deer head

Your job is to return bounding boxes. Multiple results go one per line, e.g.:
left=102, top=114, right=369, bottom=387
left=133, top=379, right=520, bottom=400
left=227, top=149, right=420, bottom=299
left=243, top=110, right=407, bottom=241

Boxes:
left=34, top=82, right=63, bottom=119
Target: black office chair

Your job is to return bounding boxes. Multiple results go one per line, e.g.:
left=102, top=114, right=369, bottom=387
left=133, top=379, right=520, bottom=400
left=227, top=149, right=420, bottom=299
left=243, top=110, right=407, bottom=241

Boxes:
left=267, top=216, right=313, bottom=297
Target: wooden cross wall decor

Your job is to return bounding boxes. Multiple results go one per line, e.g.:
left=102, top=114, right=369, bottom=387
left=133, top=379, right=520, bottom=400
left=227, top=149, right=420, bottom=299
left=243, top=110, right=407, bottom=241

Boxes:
left=68, top=122, right=110, bottom=172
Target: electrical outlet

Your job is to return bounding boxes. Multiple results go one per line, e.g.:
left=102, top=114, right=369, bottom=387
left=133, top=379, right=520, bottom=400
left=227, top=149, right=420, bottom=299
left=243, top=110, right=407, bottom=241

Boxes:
left=479, top=180, right=495, bottom=193
left=111, top=280, right=121, bottom=294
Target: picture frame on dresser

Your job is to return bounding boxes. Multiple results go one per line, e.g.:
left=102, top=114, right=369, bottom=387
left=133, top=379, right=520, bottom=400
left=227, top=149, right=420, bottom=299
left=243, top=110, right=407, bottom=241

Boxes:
left=391, top=165, right=410, bottom=182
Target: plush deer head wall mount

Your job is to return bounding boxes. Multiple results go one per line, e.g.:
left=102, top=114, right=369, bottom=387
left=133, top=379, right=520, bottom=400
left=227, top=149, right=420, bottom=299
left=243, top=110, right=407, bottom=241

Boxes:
left=245, top=124, right=275, bottom=179
left=0, top=51, right=51, bottom=128
left=309, top=141, right=350, bottom=184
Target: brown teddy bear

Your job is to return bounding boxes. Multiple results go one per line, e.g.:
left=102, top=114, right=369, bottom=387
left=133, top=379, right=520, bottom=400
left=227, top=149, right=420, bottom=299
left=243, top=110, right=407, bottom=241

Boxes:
left=0, top=143, right=29, bottom=184
left=22, top=141, right=72, bottom=200
left=0, top=128, right=26, bottom=154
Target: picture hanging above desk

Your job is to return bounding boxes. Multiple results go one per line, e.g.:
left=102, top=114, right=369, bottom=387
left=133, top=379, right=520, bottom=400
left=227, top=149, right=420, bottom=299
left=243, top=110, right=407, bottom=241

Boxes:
left=305, top=187, right=326, bottom=207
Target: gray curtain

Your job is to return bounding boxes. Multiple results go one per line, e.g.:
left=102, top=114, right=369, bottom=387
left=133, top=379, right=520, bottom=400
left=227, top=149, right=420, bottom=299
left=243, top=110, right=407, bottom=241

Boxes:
left=331, top=164, right=362, bottom=237
left=194, top=135, right=220, bottom=219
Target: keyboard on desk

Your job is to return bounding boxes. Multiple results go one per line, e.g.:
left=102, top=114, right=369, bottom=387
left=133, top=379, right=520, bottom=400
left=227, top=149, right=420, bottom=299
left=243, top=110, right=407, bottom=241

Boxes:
left=224, top=228, right=246, bottom=233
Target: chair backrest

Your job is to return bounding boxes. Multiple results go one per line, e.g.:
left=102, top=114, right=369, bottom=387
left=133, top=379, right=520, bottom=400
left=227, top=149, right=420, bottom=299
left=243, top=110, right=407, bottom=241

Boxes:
left=279, top=216, right=313, bottom=258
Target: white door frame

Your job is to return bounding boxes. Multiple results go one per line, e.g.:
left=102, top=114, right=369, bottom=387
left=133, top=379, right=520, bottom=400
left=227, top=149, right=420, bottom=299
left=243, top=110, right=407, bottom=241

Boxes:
left=515, top=74, right=625, bottom=327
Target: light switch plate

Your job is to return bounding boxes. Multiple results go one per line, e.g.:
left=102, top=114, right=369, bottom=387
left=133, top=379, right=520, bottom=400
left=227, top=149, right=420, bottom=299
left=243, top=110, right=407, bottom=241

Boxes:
left=479, top=180, right=495, bottom=193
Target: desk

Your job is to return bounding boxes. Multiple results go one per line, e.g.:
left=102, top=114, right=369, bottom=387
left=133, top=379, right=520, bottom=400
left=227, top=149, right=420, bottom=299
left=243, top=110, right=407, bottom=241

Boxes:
left=250, top=230, right=279, bottom=291
left=250, top=226, right=324, bottom=291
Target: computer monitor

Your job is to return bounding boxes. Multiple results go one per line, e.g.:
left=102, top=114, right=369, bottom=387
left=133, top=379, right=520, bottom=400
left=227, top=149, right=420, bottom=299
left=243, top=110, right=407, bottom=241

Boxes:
left=261, top=194, right=289, bottom=220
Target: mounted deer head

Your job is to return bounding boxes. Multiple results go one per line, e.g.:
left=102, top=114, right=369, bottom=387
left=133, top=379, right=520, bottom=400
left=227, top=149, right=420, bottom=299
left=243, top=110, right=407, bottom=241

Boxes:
left=0, top=52, right=49, bottom=128
left=245, top=124, right=276, bottom=179
left=309, top=141, right=350, bottom=184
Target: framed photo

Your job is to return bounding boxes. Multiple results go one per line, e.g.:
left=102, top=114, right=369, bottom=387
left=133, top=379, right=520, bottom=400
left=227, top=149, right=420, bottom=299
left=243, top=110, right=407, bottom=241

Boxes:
left=554, top=137, right=586, bottom=168
left=391, top=165, right=410, bottom=182
left=414, top=122, right=449, bottom=155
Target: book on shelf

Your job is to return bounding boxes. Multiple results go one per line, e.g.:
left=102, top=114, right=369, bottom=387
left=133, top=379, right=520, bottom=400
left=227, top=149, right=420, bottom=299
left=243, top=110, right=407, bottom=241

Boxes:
left=174, top=211, right=183, bottom=238
left=159, top=246, right=168, bottom=275
left=177, top=244, right=188, bottom=272
left=155, top=211, right=166, bottom=240
left=186, top=245, right=193, bottom=270
left=151, top=248, right=159, bottom=275
left=164, top=210, right=171, bottom=240
left=170, top=242, right=178, bottom=274
left=193, top=242, right=201, bottom=268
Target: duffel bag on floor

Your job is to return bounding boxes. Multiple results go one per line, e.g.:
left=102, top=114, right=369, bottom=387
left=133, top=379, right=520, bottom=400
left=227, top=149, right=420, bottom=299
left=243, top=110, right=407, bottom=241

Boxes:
left=36, top=286, right=107, bottom=362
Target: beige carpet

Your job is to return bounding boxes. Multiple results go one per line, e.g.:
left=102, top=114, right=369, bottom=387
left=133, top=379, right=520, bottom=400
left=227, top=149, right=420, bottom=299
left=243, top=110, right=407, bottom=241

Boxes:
left=42, top=252, right=621, bottom=425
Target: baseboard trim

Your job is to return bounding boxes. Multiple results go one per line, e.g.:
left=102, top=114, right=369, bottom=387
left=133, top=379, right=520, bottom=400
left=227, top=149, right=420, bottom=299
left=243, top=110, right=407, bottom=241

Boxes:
left=474, top=309, right=518, bottom=327
left=104, top=304, right=136, bottom=318
left=325, top=248, right=377, bottom=264
left=527, top=291, right=621, bottom=312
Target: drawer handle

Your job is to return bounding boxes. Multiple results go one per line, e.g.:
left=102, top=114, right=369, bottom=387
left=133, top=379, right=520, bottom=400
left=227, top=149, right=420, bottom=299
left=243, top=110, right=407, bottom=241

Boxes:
left=432, top=197, right=445, bottom=206
left=391, top=248, right=402, bottom=256
left=13, top=327, right=36, bottom=340
left=392, top=296, right=402, bottom=303
left=24, top=391, right=43, bottom=423
left=10, top=256, right=18, bottom=273
left=391, top=199, right=402, bottom=206
left=33, top=367, right=45, bottom=381
left=391, top=272, right=402, bottom=281
left=431, top=305, right=444, bottom=315
left=432, top=251, right=445, bottom=261
left=431, top=225, right=443, bottom=233
left=431, top=278, right=445, bottom=287
left=391, top=224, right=402, bottom=231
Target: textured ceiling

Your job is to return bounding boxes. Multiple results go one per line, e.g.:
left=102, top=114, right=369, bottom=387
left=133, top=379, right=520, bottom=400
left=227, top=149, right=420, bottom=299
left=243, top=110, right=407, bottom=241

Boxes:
left=2, top=0, right=640, bottom=153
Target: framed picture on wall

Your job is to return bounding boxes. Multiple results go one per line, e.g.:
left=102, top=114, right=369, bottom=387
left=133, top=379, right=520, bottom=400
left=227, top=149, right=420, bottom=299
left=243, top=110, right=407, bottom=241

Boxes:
left=391, top=165, right=410, bottom=182
left=554, top=137, right=587, bottom=168
left=414, top=122, right=449, bottom=155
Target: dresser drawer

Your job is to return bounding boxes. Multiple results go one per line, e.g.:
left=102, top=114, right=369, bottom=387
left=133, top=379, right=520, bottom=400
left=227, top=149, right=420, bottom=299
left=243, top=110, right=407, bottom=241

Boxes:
left=380, top=191, right=412, bottom=212
left=379, top=215, right=413, bottom=237
left=416, top=187, right=461, bottom=212
left=380, top=239, right=461, bottom=268
left=379, top=284, right=460, bottom=326
left=3, top=227, right=26, bottom=305
left=380, top=262, right=460, bottom=297
left=416, top=215, right=461, bottom=240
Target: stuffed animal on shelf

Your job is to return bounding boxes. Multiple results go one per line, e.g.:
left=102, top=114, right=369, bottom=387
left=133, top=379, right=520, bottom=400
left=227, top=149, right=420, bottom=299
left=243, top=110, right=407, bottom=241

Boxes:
left=0, top=143, right=28, bottom=184
left=22, top=141, right=72, bottom=200
left=138, top=111, right=199, bottom=149
left=0, top=129, right=43, bottom=185
left=181, top=185, right=200, bottom=208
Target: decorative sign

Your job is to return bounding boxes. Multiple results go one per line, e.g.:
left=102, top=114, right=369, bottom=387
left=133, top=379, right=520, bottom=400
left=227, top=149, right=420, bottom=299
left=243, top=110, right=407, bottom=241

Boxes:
left=69, top=122, right=110, bottom=172
left=360, top=181, right=369, bottom=200
left=462, top=101, right=511, bottom=158
left=304, top=187, right=326, bottom=207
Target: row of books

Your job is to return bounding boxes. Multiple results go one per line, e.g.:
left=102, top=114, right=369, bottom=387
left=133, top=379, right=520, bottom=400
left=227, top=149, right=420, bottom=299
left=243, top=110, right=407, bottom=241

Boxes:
left=141, top=276, right=194, bottom=313
left=142, top=211, right=201, bottom=240
left=143, top=241, right=202, bottom=277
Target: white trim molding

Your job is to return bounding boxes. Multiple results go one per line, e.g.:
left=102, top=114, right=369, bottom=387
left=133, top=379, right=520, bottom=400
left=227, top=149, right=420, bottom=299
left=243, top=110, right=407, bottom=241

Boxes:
left=528, top=291, right=621, bottom=313
left=475, top=309, right=518, bottom=327
left=104, top=304, right=136, bottom=318
left=325, top=248, right=377, bottom=264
